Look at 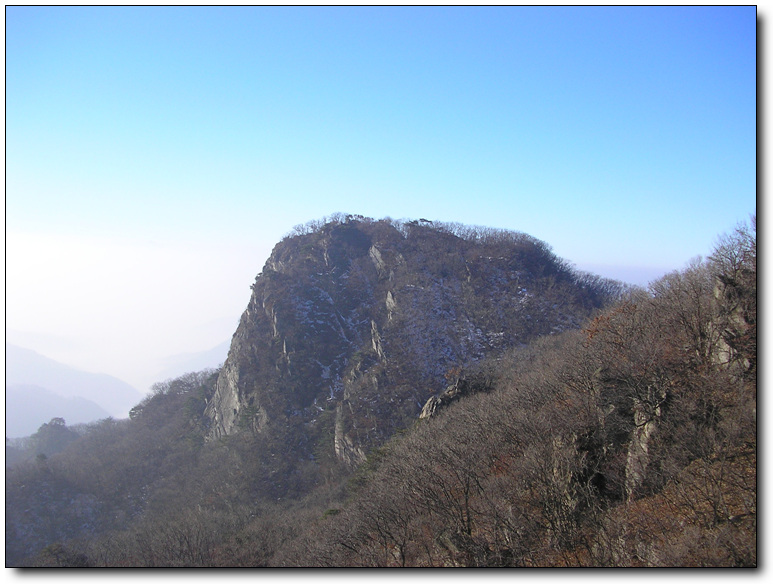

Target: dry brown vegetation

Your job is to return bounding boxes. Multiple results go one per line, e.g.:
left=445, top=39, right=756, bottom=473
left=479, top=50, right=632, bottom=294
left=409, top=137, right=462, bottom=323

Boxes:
left=6, top=217, right=755, bottom=567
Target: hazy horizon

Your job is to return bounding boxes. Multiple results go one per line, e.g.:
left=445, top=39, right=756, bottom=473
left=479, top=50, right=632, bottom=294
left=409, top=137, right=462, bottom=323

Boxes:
left=5, top=6, right=757, bottom=393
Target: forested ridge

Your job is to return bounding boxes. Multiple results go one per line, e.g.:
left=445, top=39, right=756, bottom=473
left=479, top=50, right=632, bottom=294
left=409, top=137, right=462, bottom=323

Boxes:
left=5, top=216, right=756, bottom=567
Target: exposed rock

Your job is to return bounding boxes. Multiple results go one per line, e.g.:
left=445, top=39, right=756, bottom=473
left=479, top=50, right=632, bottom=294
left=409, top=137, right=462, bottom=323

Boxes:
left=419, top=375, right=491, bottom=419
left=420, top=379, right=465, bottom=419
left=385, top=290, right=397, bottom=321
left=335, top=402, right=367, bottom=466
left=204, top=216, right=625, bottom=465
left=713, top=274, right=755, bottom=375
left=371, top=320, right=385, bottom=363
left=369, top=245, right=389, bottom=280
left=624, top=388, right=666, bottom=501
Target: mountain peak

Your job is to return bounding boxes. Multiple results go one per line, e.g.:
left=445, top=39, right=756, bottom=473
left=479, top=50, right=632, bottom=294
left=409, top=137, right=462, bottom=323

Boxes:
left=204, top=216, right=625, bottom=465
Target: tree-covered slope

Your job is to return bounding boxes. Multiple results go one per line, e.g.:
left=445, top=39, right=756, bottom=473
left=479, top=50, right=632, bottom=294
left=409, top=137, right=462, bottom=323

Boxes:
left=276, top=218, right=756, bottom=567
left=5, top=216, right=754, bottom=567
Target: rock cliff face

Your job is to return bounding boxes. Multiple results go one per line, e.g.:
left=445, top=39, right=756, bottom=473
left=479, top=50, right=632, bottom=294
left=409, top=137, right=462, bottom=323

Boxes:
left=205, top=216, right=621, bottom=465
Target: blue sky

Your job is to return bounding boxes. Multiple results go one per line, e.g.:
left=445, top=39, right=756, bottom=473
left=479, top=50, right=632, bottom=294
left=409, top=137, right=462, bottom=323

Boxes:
left=5, top=6, right=757, bottom=391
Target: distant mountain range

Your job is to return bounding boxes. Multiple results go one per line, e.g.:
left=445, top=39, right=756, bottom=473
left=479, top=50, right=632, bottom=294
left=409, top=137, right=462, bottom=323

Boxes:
left=151, top=340, right=230, bottom=385
left=5, top=385, right=112, bottom=438
left=5, top=344, right=144, bottom=436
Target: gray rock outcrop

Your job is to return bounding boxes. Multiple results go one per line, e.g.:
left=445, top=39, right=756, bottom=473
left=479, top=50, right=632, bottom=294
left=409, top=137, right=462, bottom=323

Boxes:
left=204, top=216, right=624, bottom=466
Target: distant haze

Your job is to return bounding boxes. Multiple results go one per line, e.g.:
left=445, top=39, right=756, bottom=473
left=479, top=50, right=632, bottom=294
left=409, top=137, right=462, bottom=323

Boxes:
left=5, top=385, right=112, bottom=438
left=5, top=231, right=253, bottom=392
left=5, top=344, right=144, bottom=416
left=5, top=342, right=231, bottom=437
left=152, top=341, right=231, bottom=386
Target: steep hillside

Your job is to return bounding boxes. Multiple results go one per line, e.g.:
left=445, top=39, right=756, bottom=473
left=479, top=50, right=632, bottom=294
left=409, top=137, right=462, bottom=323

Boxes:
left=4, top=216, right=754, bottom=567
left=274, top=218, right=757, bottom=567
left=205, top=215, right=625, bottom=466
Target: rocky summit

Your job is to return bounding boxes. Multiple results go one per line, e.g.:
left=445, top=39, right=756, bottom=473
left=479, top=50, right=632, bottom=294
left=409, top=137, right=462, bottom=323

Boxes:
left=204, top=215, right=623, bottom=465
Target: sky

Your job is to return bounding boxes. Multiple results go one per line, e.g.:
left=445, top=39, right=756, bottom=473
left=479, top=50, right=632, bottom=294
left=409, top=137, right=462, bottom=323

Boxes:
left=4, top=6, right=757, bottom=393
